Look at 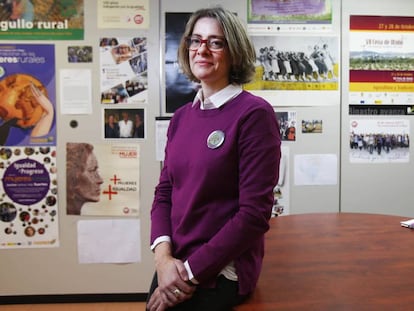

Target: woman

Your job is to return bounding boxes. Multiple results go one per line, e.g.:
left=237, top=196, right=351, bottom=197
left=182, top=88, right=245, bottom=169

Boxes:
left=66, top=143, right=104, bottom=215
left=133, top=112, right=145, bottom=138
left=147, top=6, right=281, bottom=311
left=104, top=113, right=120, bottom=138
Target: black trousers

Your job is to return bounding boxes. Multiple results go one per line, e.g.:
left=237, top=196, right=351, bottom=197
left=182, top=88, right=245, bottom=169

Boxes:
left=146, top=273, right=249, bottom=311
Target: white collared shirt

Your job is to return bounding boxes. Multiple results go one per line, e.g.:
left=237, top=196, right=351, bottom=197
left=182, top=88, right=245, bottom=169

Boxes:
left=192, top=84, right=242, bottom=110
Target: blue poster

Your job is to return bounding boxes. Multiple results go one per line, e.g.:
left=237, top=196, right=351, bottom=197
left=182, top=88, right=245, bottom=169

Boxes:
left=0, top=44, right=56, bottom=146
left=0, top=146, right=59, bottom=249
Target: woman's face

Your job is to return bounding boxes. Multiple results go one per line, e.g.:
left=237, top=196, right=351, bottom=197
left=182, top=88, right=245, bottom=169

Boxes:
left=77, top=153, right=103, bottom=203
left=189, top=17, right=231, bottom=89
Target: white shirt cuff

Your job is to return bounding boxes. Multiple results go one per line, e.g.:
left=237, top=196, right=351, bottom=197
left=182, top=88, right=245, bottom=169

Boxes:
left=150, top=235, right=171, bottom=251
left=184, top=260, right=198, bottom=284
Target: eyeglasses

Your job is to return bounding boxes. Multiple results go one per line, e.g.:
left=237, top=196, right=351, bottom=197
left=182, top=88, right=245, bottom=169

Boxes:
left=185, top=35, right=226, bottom=51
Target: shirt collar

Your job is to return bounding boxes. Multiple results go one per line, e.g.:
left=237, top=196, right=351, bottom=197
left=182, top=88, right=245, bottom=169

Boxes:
left=192, top=84, right=243, bottom=110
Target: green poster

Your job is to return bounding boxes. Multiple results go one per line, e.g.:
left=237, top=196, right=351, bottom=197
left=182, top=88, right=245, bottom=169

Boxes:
left=0, top=0, right=84, bottom=40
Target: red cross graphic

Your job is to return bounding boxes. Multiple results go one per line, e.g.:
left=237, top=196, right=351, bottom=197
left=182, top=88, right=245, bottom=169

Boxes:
left=103, top=184, right=118, bottom=200
left=110, top=174, right=121, bottom=184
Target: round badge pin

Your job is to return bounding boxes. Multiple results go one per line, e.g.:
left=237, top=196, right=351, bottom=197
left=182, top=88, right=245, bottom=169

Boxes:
left=207, top=130, right=225, bottom=149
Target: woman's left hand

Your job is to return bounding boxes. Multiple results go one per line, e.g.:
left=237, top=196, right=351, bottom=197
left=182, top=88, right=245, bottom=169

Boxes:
left=146, top=287, right=171, bottom=311
left=147, top=242, right=196, bottom=310
left=147, top=258, right=195, bottom=310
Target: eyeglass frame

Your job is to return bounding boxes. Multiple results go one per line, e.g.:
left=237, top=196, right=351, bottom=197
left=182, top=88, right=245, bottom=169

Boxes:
left=185, top=35, right=227, bottom=51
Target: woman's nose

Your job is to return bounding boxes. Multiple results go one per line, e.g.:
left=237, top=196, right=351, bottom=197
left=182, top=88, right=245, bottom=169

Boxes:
left=197, top=42, right=210, bottom=54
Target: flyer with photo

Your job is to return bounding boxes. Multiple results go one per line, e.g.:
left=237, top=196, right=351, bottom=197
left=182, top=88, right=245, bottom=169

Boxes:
left=0, top=146, right=59, bottom=249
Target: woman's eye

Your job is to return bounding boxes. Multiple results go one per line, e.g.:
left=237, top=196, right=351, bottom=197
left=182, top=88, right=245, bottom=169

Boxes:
left=210, top=40, right=224, bottom=48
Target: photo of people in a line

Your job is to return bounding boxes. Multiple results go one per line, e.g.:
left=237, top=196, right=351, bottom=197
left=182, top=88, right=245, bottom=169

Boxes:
left=349, top=119, right=410, bottom=163
left=247, top=35, right=338, bottom=91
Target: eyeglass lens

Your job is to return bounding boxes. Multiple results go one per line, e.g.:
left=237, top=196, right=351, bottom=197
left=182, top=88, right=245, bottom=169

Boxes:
left=187, top=36, right=225, bottom=50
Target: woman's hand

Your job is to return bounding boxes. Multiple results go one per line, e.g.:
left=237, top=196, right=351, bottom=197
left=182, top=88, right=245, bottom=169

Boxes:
left=147, top=242, right=196, bottom=310
left=146, top=287, right=170, bottom=311
left=30, top=82, right=54, bottom=137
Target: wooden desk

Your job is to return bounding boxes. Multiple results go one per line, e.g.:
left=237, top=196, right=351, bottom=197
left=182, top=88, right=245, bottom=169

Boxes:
left=235, top=213, right=414, bottom=311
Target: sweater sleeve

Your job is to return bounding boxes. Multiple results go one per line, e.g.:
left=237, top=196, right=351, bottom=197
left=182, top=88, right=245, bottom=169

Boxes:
left=187, top=103, right=281, bottom=283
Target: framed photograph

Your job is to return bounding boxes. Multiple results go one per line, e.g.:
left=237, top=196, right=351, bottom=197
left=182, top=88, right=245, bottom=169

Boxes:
left=103, top=108, right=145, bottom=139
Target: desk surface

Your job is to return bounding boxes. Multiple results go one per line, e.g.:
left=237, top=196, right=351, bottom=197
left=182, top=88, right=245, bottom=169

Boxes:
left=235, top=213, right=414, bottom=311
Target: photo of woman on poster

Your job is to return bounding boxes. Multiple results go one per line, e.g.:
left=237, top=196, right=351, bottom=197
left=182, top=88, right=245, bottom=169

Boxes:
left=66, top=143, right=104, bottom=215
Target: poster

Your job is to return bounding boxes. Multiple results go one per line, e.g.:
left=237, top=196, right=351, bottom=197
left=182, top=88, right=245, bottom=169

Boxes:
left=0, top=44, right=56, bottom=146
left=66, top=143, right=140, bottom=217
left=246, top=35, right=339, bottom=91
left=97, top=0, right=149, bottom=29
left=248, top=0, right=332, bottom=33
left=349, top=15, right=414, bottom=115
left=276, top=111, right=297, bottom=141
left=0, top=0, right=84, bottom=40
left=0, top=146, right=59, bottom=249
left=100, top=37, right=148, bottom=105
left=349, top=119, right=409, bottom=163
left=164, top=12, right=199, bottom=114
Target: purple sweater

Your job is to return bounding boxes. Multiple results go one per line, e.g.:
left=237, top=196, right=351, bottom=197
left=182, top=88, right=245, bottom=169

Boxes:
left=151, top=91, right=281, bottom=295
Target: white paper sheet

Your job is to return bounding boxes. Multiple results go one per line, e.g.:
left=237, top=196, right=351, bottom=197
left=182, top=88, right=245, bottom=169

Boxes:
left=155, top=119, right=170, bottom=161
left=59, top=69, right=92, bottom=114
left=294, top=154, right=337, bottom=185
left=77, top=219, right=141, bottom=264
